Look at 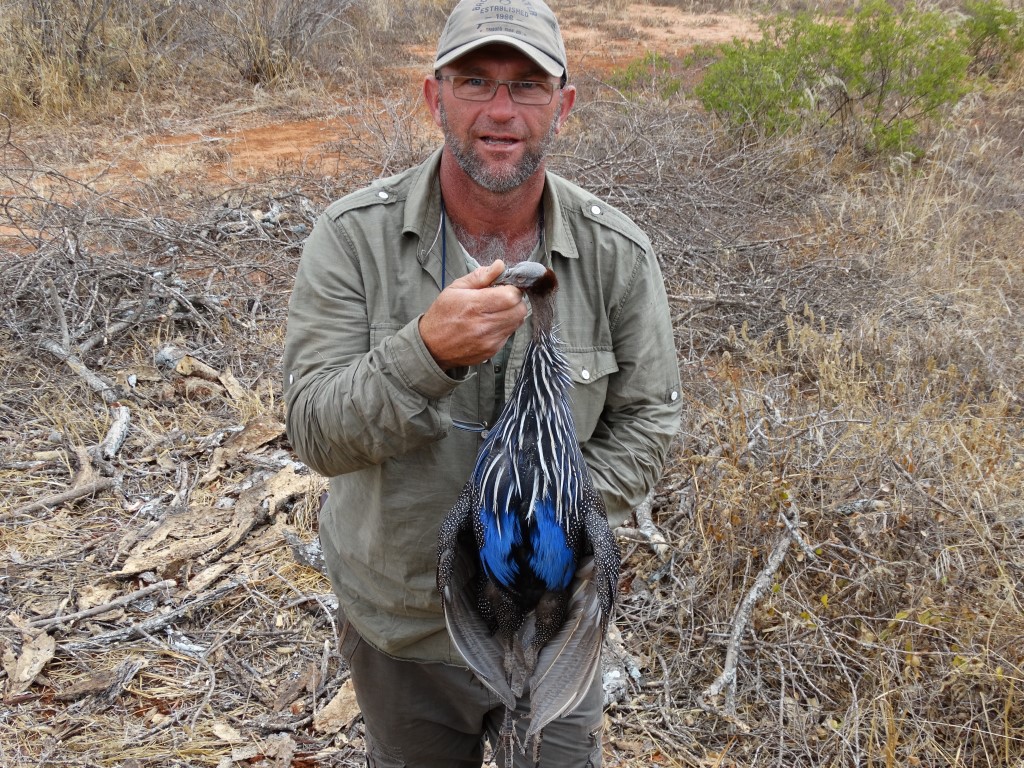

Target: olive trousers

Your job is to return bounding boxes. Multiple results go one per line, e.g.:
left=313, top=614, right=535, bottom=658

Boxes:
left=337, top=612, right=604, bottom=768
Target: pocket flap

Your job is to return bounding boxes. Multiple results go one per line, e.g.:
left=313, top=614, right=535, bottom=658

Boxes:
left=563, top=349, right=617, bottom=385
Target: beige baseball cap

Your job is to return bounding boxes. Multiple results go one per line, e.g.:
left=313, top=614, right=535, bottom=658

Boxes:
left=434, top=0, right=568, bottom=82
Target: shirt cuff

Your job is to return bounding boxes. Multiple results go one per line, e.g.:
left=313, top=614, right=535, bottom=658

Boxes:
left=386, top=315, right=468, bottom=400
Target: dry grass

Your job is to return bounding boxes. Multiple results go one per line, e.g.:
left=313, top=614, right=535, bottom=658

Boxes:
left=2, top=2, right=1023, bottom=767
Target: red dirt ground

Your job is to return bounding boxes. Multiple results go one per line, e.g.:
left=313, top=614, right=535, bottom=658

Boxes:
left=133, top=5, right=759, bottom=184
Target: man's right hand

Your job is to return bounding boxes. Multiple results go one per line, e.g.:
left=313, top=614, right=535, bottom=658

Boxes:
left=419, top=260, right=528, bottom=371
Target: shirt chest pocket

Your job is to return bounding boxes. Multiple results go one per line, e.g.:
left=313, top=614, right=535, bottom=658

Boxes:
left=563, top=349, right=617, bottom=443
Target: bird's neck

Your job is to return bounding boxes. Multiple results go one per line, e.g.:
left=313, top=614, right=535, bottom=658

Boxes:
left=528, top=294, right=556, bottom=343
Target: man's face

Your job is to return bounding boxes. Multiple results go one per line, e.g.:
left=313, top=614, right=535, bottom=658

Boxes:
left=426, top=45, right=575, bottom=194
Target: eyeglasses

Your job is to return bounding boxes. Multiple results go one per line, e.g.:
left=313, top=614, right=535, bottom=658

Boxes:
left=436, top=75, right=559, bottom=105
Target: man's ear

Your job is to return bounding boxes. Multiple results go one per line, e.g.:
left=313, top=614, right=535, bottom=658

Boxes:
left=424, top=75, right=443, bottom=128
left=555, top=84, right=576, bottom=133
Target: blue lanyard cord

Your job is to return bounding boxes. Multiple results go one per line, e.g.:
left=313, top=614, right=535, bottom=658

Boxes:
left=440, top=200, right=448, bottom=290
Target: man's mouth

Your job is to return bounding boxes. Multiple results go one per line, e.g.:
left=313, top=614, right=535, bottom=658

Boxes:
left=480, top=136, right=520, bottom=146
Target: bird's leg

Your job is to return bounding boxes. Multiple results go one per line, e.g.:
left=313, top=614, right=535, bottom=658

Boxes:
left=480, top=580, right=529, bottom=692
left=504, top=642, right=521, bottom=695
left=528, top=729, right=543, bottom=767
left=501, top=706, right=516, bottom=768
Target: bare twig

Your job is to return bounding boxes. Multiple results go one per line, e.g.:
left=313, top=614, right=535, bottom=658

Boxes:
left=890, top=458, right=958, bottom=516
left=3, top=478, right=116, bottom=521
left=40, top=339, right=119, bottom=405
left=697, top=505, right=809, bottom=730
left=57, top=582, right=239, bottom=652
left=30, top=580, right=177, bottom=629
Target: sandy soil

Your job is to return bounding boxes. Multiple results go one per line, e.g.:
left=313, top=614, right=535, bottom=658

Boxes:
left=127, top=5, right=760, bottom=185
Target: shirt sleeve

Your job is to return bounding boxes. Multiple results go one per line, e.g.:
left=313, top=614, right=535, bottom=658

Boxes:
left=582, top=243, right=682, bottom=528
left=282, top=213, right=463, bottom=478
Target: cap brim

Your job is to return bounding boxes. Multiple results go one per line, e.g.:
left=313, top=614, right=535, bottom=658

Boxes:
left=434, top=35, right=565, bottom=79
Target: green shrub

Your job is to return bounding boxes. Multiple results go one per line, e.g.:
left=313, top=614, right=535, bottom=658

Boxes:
left=958, top=0, right=1024, bottom=78
left=607, top=51, right=682, bottom=100
left=691, top=13, right=840, bottom=137
left=694, top=0, right=972, bottom=156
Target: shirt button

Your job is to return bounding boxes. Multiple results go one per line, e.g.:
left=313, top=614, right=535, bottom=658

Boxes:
left=581, top=369, right=591, bottom=380
left=377, top=191, right=389, bottom=200
left=671, top=390, right=679, bottom=402
left=590, top=205, right=602, bottom=215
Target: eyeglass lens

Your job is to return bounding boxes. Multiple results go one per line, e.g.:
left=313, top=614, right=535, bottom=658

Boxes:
left=447, top=76, right=555, bottom=105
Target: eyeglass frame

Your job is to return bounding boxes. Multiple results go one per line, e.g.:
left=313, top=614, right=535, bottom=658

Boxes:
left=434, top=73, right=566, bottom=106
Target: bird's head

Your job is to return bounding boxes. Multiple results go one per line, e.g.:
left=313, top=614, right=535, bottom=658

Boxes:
left=493, top=261, right=558, bottom=298
left=493, top=261, right=559, bottom=339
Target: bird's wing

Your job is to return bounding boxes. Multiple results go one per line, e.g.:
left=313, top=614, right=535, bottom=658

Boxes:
left=437, top=483, right=473, bottom=594
left=582, top=484, right=621, bottom=618
left=522, top=557, right=605, bottom=739
left=438, top=484, right=517, bottom=709
left=442, top=544, right=517, bottom=709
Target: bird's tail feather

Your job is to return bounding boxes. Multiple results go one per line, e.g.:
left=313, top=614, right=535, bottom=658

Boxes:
left=441, top=539, right=517, bottom=709
left=523, top=556, right=606, bottom=739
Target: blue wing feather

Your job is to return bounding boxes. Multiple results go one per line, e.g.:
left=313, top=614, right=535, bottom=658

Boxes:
left=528, top=497, right=575, bottom=591
left=479, top=501, right=521, bottom=587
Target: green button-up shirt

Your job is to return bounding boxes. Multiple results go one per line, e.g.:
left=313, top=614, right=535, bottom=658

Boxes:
left=283, top=149, right=681, bottom=662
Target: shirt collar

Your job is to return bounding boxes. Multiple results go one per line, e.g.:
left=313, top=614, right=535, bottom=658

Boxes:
left=540, top=173, right=579, bottom=261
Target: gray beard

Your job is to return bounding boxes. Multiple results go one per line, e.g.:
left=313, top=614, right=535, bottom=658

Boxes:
left=439, top=98, right=561, bottom=194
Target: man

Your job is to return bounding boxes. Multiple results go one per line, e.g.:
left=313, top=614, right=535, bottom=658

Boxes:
left=282, top=0, right=681, bottom=765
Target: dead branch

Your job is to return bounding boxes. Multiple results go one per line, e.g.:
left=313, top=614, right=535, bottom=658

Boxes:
left=3, top=478, right=115, bottom=521
left=174, top=353, right=223, bottom=382
left=98, top=404, right=132, bottom=460
left=56, top=581, right=239, bottom=653
left=29, top=580, right=177, bottom=630
left=45, top=278, right=71, bottom=349
left=38, top=339, right=132, bottom=464
left=697, top=502, right=816, bottom=730
left=40, top=339, right=119, bottom=405
left=614, top=488, right=671, bottom=560
left=779, top=498, right=819, bottom=561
